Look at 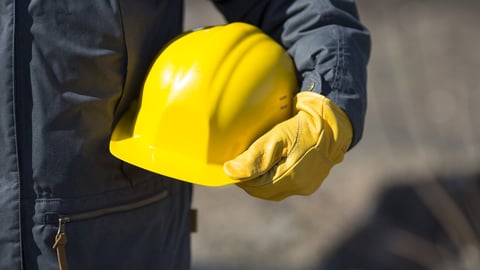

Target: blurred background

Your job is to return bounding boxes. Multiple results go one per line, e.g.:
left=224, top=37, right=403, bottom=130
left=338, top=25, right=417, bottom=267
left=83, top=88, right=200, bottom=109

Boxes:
left=185, top=0, right=480, bottom=269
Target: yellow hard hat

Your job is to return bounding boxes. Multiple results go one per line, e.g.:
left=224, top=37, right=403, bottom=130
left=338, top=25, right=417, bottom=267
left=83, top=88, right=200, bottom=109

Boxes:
left=109, top=22, right=298, bottom=186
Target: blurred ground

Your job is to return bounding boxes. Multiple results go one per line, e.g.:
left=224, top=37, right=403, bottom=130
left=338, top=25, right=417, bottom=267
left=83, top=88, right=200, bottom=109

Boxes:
left=185, top=1, right=480, bottom=269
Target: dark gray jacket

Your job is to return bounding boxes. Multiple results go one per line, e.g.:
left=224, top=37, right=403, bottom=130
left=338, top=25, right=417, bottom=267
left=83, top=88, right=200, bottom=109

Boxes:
left=0, top=0, right=370, bottom=269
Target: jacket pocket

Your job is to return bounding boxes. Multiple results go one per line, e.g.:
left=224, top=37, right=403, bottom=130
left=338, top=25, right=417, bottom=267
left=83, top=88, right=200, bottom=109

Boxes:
left=45, top=190, right=168, bottom=270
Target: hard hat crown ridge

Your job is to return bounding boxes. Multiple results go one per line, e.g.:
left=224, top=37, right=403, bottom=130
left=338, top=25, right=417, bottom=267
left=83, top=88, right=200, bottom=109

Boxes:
left=110, top=22, right=298, bottom=186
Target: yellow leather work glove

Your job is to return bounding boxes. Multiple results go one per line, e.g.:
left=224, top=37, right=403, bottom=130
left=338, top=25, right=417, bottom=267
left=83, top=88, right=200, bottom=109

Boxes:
left=223, top=91, right=353, bottom=201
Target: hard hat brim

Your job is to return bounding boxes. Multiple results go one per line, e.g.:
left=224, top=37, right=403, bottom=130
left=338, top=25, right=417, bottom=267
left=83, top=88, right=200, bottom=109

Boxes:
left=109, top=104, right=242, bottom=187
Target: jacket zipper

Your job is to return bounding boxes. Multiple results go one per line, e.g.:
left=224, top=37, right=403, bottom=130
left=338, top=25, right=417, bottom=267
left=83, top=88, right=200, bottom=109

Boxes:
left=49, top=190, right=169, bottom=270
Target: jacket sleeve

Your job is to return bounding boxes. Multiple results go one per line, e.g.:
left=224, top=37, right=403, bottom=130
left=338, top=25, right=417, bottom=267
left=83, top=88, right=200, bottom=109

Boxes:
left=211, top=0, right=371, bottom=148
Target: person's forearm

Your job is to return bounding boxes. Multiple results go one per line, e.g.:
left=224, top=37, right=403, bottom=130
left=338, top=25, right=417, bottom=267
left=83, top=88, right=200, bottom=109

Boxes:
left=213, top=0, right=371, bottom=147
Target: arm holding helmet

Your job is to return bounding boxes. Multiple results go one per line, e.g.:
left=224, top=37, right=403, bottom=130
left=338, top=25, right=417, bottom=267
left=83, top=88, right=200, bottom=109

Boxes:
left=212, top=0, right=371, bottom=200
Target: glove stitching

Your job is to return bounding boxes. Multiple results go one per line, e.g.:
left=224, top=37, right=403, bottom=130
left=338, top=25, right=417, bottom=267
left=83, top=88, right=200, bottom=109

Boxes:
left=320, top=98, right=338, bottom=164
left=286, top=115, right=301, bottom=157
left=273, top=109, right=326, bottom=182
left=323, top=98, right=350, bottom=162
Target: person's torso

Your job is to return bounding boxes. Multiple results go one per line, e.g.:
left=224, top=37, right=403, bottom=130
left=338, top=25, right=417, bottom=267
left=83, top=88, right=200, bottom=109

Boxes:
left=0, top=1, right=192, bottom=269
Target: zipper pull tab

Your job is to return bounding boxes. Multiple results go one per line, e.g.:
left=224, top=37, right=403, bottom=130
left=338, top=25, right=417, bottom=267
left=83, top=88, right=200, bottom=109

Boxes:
left=52, top=217, right=70, bottom=270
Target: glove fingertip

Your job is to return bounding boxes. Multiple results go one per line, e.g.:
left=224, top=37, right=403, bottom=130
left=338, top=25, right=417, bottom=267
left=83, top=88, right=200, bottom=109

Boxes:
left=223, top=160, right=252, bottom=180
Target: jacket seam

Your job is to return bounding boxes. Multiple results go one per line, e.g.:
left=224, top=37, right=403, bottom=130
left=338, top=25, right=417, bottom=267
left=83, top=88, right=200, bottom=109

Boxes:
left=111, top=1, right=129, bottom=123
left=34, top=175, right=168, bottom=202
left=331, top=25, right=344, bottom=101
left=11, top=1, right=25, bottom=269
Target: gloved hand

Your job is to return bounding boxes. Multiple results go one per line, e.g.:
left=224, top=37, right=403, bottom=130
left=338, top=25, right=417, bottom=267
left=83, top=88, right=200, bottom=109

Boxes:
left=223, top=91, right=353, bottom=201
